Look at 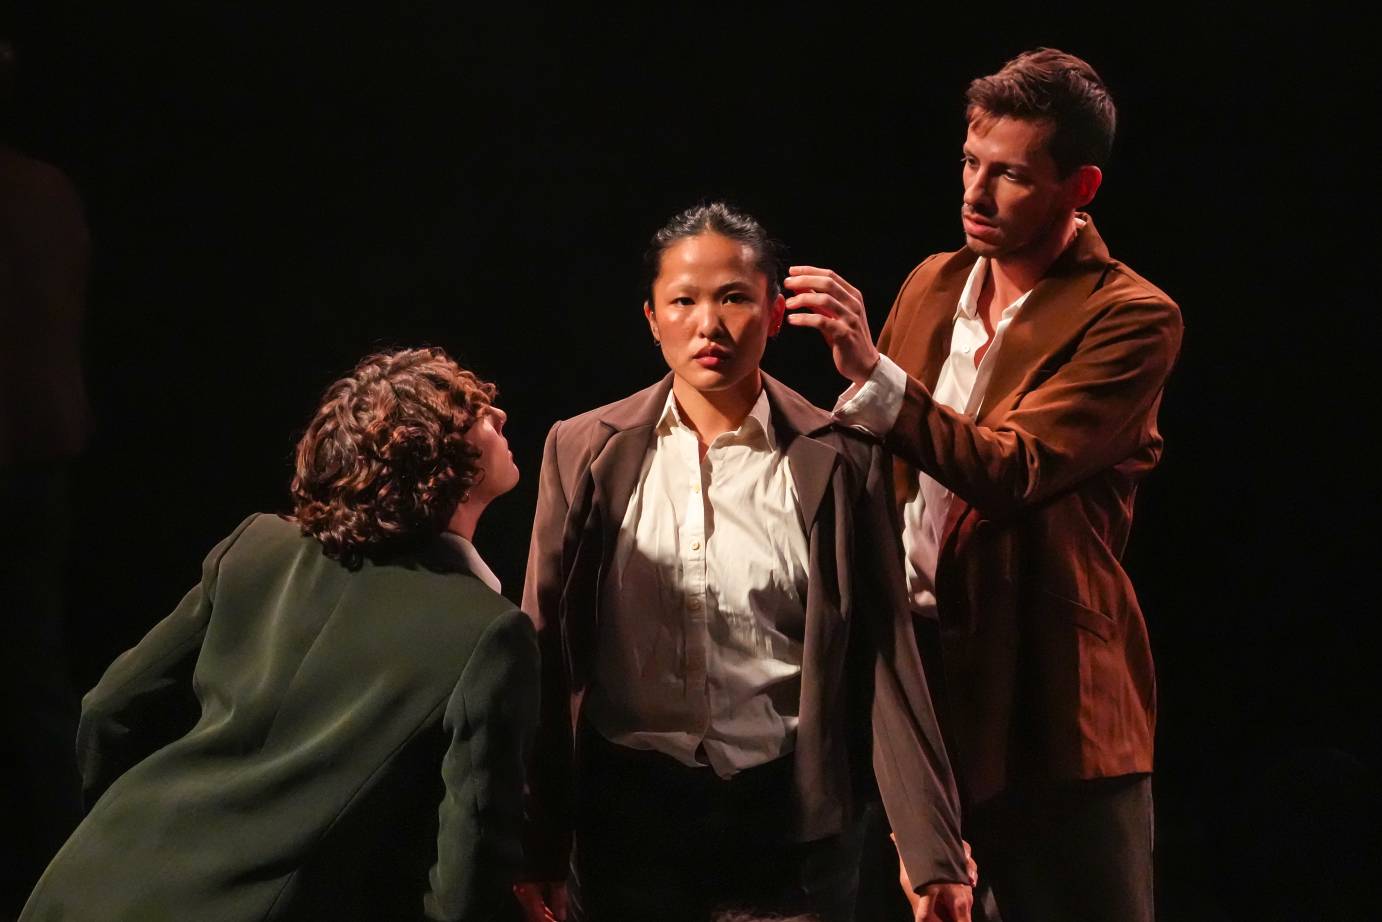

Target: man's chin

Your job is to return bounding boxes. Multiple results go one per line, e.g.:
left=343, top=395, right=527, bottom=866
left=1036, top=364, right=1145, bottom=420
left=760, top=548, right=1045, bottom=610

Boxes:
left=963, top=232, right=1005, bottom=257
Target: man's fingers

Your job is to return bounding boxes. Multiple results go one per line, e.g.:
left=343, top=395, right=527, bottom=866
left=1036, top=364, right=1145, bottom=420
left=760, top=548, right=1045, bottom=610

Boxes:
left=785, top=312, right=848, bottom=338
left=964, top=842, right=978, bottom=887
left=785, top=266, right=878, bottom=383
left=784, top=291, right=844, bottom=318
left=783, top=276, right=864, bottom=316
left=787, top=265, right=863, bottom=301
left=783, top=274, right=854, bottom=303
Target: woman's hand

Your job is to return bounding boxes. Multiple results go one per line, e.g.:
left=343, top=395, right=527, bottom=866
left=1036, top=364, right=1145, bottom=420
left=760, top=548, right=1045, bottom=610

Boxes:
left=893, top=833, right=977, bottom=922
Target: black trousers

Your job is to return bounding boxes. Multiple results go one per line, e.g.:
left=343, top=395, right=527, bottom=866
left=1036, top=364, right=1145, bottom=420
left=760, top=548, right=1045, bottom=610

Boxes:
left=569, top=725, right=864, bottom=922
left=968, top=773, right=1155, bottom=922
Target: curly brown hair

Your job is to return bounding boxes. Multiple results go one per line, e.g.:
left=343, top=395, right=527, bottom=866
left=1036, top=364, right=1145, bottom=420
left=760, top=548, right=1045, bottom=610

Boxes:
left=291, top=346, right=495, bottom=569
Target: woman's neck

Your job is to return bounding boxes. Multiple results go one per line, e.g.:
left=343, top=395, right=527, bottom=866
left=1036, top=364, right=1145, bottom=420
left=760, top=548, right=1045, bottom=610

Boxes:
left=671, top=371, right=762, bottom=450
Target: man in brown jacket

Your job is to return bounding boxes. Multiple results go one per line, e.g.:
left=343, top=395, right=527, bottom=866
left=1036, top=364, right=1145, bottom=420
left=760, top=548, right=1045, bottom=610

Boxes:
left=785, top=49, right=1182, bottom=922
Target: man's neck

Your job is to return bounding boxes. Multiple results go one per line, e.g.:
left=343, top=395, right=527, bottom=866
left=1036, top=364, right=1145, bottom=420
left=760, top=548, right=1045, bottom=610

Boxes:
left=989, top=212, right=1081, bottom=308
left=672, top=372, right=761, bottom=452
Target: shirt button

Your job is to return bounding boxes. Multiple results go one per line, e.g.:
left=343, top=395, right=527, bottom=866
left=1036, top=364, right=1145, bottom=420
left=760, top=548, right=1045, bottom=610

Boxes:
left=691, top=484, right=701, bottom=494
left=691, top=540, right=701, bottom=551
left=961, top=345, right=972, bottom=355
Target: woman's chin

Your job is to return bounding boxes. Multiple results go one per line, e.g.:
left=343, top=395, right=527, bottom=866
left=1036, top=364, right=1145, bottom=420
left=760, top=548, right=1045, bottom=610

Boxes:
left=673, top=363, right=758, bottom=395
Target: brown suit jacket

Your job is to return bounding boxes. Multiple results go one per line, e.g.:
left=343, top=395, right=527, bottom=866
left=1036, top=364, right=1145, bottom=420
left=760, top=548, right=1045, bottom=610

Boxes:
left=877, top=215, right=1183, bottom=804
left=522, top=372, right=969, bottom=890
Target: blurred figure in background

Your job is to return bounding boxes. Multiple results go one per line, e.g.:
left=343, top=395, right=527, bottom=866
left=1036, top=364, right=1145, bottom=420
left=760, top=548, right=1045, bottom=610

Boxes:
left=0, top=36, right=91, bottom=919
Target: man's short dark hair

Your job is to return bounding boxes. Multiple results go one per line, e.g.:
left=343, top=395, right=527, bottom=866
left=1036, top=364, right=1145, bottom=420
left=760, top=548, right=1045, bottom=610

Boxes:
left=291, top=346, right=495, bottom=569
left=643, top=201, right=786, bottom=305
left=965, top=47, right=1116, bottom=176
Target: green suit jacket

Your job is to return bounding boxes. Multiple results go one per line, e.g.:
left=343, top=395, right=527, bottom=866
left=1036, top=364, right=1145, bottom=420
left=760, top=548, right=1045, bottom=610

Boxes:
left=21, top=513, right=538, bottom=921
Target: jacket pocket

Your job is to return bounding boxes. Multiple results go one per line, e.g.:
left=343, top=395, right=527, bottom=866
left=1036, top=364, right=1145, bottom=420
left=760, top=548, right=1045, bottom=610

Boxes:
left=1035, top=589, right=1116, bottom=642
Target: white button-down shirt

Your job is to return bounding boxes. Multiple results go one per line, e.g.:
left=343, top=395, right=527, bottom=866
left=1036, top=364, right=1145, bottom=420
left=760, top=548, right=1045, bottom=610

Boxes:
left=584, top=388, right=809, bottom=777
left=836, top=255, right=1033, bottom=617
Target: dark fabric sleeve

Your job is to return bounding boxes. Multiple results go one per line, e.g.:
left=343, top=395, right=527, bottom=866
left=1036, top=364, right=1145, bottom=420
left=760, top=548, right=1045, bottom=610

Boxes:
left=75, top=513, right=257, bottom=809
left=519, top=420, right=576, bottom=879
left=856, top=441, right=970, bottom=889
left=425, top=608, right=540, bottom=922
left=885, top=295, right=1183, bottom=517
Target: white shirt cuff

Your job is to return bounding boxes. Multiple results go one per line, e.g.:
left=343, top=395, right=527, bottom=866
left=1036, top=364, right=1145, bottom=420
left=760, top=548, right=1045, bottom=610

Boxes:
left=832, top=354, right=907, bottom=437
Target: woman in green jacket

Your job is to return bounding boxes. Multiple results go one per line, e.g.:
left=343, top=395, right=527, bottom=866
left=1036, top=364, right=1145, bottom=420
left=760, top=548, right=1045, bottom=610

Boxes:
left=21, top=346, right=538, bottom=921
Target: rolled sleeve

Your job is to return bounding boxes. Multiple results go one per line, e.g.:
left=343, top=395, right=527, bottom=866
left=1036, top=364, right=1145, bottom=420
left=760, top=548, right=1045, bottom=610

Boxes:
left=832, top=354, right=908, bottom=437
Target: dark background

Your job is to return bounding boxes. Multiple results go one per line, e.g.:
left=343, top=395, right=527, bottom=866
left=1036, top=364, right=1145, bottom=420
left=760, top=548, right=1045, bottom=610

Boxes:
left=4, top=4, right=1376, bottom=919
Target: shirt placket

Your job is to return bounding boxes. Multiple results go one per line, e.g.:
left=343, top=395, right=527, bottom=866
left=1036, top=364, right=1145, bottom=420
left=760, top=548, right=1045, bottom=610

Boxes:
left=926, top=295, right=1025, bottom=541
left=923, top=315, right=987, bottom=548
left=678, top=428, right=710, bottom=731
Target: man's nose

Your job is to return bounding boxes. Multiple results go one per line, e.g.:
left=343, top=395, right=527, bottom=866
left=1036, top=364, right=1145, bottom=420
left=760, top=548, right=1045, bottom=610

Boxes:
left=963, top=168, right=993, bottom=209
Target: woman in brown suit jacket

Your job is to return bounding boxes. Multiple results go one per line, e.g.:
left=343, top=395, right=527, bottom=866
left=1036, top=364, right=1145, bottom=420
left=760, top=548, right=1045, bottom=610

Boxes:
left=515, top=204, right=972, bottom=922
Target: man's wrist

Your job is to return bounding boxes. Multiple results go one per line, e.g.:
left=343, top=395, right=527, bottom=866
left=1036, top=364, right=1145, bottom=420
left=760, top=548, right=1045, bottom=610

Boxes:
left=851, top=350, right=882, bottom=386
left=834, top=353, right=906, bottom=436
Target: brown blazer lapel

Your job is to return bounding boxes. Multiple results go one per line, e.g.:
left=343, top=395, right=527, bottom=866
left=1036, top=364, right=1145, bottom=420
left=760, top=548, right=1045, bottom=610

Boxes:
left=587, top=429, right=654, bottom=544
left=889, top=250, right=977, bottom=392
left=587, top=375, right=672, bottom=533
left=936, top=219, right=1117, bottom=557
left=763, top=374, right=838, bottom=531
left=975, top=216, right=1115, bottom=424
left=555, top=378, right=668, bottom=691
left=885, top=249, right=976, bottom=503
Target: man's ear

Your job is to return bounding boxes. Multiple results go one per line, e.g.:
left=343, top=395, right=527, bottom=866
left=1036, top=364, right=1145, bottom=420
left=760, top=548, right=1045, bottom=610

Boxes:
left=1070, top=164, right=1103, bottom=209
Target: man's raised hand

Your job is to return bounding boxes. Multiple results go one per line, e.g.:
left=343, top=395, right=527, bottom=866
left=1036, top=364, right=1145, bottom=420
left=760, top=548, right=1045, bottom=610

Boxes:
left=784, top=265, right=881, bottom=384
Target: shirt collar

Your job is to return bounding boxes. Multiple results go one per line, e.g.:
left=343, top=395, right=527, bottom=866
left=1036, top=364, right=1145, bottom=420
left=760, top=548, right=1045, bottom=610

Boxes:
left=438, top=532, right=502, bottom=594
left=955, top=255, right=1035, bottom=322
left=658, top=385, right=776, bottom=451
left=955, top=256, right=988, bottom=320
